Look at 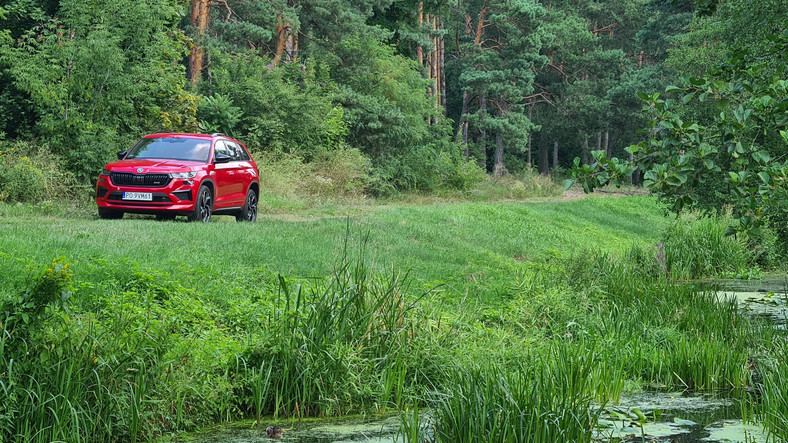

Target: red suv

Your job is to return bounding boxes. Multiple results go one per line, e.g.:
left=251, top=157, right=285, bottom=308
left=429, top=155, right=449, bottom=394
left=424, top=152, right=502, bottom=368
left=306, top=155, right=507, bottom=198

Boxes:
left=96, top=133, right=259, bottom=222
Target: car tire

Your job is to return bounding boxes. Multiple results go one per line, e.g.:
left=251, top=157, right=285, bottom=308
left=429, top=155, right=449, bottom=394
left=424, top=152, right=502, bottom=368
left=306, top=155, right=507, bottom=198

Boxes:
left=236, top=188, right=258, bottom=222
left=155, top=213, right=177, bottom=221
left=188, top=186, right=213, bottom=222
left=98, top=208, right=123, bottom=219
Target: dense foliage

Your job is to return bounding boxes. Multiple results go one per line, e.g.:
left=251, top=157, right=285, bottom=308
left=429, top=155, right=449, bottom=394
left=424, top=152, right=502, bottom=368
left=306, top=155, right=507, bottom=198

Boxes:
left=0, top=0, right=731, bottom=197
left=568, top=28, right=788, bottom=250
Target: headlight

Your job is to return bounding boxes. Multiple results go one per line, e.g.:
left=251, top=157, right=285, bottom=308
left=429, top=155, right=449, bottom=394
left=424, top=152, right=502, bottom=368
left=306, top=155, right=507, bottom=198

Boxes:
left=171, top=171, right=197, bottom=179
left=101, top=169, right=111, bottom=176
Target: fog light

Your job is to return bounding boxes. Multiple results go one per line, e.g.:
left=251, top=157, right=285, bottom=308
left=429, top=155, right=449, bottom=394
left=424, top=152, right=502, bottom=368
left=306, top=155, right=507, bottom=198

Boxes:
left=183, top=180, right=193, bottom=185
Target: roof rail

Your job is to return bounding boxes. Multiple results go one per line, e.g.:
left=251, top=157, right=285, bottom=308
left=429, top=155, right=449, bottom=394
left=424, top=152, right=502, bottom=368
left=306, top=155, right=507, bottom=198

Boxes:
left=211, top=132, right=226, bottom=137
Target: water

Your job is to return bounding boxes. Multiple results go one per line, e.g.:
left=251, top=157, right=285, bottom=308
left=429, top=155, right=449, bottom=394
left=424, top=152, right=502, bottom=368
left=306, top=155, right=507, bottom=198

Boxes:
left=714, top=277, right=788, bottom=328
left=596, top=390, right=772, bottom=442
left=182, top=416, right=402, bottom=443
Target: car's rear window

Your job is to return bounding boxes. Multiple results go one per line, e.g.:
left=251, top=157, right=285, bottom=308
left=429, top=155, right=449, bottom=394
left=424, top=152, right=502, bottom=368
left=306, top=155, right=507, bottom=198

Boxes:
left=126, top=137, right=212, bottom=162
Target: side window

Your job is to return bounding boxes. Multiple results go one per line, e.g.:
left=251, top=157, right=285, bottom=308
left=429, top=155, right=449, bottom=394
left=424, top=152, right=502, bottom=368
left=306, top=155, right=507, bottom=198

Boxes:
left=226, top=141, right=249, bottom=161
left=214, top=140, right=231, bottom=160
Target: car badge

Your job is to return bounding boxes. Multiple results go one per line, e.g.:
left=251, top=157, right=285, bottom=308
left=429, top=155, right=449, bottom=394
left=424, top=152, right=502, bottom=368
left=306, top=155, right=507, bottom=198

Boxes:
left=136, top=168, right=145, bottom=173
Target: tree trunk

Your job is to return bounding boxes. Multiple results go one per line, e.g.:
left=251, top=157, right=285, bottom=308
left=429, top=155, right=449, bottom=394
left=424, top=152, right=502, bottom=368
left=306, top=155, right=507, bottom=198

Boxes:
left=474, top=3, right=486, bottom=45
left=479, top=96, right=487, bottom=170
left=271, top=15, right=299, bottom=68
left=188, top=0, right=210, bottom=84
left=459, top=91, right=471, bottom=160
left=553, top=141, right=558, bottom=169
left=582, top=136, right=589, bottom=164
left=417, top=2, right=424, bottom=65
left=539, top=144, right=549, bottom=175
left=526, top=106, right=533, bottom=167
left=494, top=133, right=505, bottom=177
left=596, top=131, right=602, bottom=154
left=439, top=18, right=446, bottom=112
left=604, top=130, right=610, bottom=157
left=432, top=16, right=440, bottom=122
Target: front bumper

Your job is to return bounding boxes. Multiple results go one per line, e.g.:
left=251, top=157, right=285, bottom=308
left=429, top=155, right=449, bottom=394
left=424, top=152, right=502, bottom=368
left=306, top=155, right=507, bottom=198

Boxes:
left=95, top=174, right=199, bottom=214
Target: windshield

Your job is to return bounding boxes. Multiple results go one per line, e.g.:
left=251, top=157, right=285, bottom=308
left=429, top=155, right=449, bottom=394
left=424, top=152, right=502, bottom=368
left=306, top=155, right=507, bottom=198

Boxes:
left=126, top=137, right=212, bottom=162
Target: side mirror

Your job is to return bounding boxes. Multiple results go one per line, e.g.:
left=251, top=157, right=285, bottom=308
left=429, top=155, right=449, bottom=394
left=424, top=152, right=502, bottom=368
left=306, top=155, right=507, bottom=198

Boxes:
left=214, top=153, right=232, bottom=164
left=117, top=151, right=127, bottom=160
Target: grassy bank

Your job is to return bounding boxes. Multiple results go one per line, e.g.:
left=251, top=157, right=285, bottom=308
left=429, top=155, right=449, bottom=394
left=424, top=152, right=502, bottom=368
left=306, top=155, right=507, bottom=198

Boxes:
left=0, top=195, right=668, bottom=304
left=1, top=195, right=784, bottom=442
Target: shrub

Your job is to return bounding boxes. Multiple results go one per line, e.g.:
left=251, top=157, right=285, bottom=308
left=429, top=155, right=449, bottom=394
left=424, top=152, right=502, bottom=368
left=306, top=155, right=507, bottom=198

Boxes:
left=305, top=148, right=370, bottom=196
left=253, top=149, right=371, bottom=203
left=0, top=140, right=72, bottom=203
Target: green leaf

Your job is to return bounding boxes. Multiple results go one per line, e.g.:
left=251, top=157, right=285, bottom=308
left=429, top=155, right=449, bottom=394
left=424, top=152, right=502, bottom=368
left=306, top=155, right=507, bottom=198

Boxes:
left=689, top=76, right=707, bottom=86
left=666, top=175, right=682, bottom=186
left=665, top=85, right=683, bottom=93
left=758, top=171, right=771, bottom=184
left=562, top=179, right=575, bottom=190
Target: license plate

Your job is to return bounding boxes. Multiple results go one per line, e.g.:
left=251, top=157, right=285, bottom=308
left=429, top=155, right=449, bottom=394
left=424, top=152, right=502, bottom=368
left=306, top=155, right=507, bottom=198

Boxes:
left=123, top=192, right=153, bottom=201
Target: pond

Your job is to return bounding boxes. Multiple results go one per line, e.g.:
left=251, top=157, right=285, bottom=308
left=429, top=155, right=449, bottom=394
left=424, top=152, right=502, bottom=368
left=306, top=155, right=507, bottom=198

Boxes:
left=595, top=390, right=771, bottom=442
left=177, top=416, right=403, bottom=443
left=714, top=276, right=788, bottom=329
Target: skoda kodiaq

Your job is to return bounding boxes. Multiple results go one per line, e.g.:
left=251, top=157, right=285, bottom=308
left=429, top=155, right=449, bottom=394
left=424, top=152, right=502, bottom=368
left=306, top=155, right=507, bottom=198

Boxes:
left=95, top=133, right=259, bottom=222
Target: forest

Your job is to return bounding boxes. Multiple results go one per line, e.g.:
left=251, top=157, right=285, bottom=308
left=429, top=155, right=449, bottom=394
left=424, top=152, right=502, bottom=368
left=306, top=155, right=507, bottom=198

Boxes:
left=0, top=0, right=782, bottom=198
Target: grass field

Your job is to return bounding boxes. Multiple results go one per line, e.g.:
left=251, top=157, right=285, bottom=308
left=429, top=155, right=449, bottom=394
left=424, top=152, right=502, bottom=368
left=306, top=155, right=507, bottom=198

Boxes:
left=2, top=194, right=785, bottom=442
left=0, top=194, right=668, bottom=303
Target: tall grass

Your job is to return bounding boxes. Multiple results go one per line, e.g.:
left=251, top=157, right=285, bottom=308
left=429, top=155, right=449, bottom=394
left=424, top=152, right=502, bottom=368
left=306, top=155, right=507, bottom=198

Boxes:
left=238, top=240, right=423, bottom=418
left=761, top=341, right=788, bottom=439
left=401, top=343, right=608, bottom=443
left=571, top=247, right=769, bottom=391
left=662, top=212, right=755, bottom=280
left=0, top=244, right=429, bottom=441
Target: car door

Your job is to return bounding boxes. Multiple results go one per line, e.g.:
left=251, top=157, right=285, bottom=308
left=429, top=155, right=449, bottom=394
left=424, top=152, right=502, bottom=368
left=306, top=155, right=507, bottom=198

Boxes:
left=225, top=140, right=255, bottom=198
left=212, top=140, right=245, bottom=207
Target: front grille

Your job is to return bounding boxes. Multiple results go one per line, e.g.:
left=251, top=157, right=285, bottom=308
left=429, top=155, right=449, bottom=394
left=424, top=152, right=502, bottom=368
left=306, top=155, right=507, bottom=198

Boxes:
left=110, top=172, right=171, bottom=187
left=107, top=192, right=171, bottom=203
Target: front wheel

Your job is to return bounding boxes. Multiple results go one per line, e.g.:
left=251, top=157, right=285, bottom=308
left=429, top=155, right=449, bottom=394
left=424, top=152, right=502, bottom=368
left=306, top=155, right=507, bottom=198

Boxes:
left=188, top=186, right=213, bottom=222
left=236, top=189, right=258, bottom=222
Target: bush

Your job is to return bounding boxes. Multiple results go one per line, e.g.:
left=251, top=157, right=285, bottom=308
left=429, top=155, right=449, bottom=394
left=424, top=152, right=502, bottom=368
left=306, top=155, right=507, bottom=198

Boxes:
left=462, top=168, right=562, bottom=200
left=0, top=140, right=72, bottom=203
left=305, top=148, right=370, bottom=196
left=252, top=149, right=371, bottom=210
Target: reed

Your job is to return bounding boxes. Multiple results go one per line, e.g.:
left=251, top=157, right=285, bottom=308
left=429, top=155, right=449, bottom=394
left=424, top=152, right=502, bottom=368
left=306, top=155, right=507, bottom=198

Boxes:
left=662, top=213, right=755, bottom=280
left=414, top=344, right=605, bottom=443
left=761, top=342, right=788, bottom=439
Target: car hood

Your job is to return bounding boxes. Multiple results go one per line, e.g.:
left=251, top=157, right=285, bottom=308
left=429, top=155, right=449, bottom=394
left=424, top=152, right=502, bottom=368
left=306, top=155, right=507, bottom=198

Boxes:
left=105, top=159, right=205, bottom=173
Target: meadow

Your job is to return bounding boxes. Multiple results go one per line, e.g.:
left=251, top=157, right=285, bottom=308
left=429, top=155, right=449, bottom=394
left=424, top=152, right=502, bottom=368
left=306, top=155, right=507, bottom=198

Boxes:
left=1, top=194, right=786, bottom=442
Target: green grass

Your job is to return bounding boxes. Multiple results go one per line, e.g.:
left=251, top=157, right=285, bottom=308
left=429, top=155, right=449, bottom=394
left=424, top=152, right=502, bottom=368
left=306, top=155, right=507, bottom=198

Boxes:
left=0, top=196, right=669, bottom=305
left=0, top=195, right=783, bottom=442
